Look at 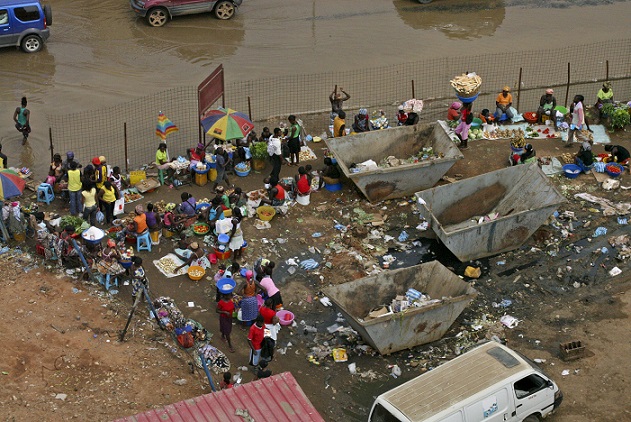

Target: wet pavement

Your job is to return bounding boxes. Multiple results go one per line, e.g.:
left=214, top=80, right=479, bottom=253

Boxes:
left=2, top=0, right=631, bottom=420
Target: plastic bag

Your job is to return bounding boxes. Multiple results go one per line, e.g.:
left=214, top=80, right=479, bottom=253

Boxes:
left=96, top=210, right=105, bottom=224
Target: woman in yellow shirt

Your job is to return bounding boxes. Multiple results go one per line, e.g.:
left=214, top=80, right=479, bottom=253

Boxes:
left=81, top=186, right=98, bottom=226
left=96, top=181, right=119, bottom=225
left=495, top=86, right=514, bottom=121
left=333, top=110, right=347, bottom=138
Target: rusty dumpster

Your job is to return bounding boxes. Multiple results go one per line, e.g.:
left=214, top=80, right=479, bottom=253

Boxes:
left=415, top=163, right=566, bottom=262
left=324, top=123, right=463, bottom=202
left=324, top=262, right=477, bottom=355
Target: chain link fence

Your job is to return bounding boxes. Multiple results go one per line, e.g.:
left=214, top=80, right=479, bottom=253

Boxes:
left=48, top=39, right=631, bottom=171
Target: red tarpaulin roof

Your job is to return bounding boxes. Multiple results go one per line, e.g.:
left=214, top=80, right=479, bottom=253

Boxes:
left=115, top=372, right=325, bottom=422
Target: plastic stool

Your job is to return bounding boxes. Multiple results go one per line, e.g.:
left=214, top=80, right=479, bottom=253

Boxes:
left=37, top=183, right=55, bottom=204
left=105, top=274, right=119, bottom=291
left=324, top=183, right=342, bottom=192
left=158, top=169, right=165, bottom=185
left=136, top=231, right=152, bottom=252
left=494, top=112, right=509, bottom=123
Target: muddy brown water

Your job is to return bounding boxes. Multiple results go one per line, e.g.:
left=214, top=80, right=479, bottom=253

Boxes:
left=1, top=1, right=631, bottom=420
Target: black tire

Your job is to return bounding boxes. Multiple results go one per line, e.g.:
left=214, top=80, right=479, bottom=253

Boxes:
left=147, top=8, right=169, bottom=27
left=44, top=4, right=52, bottom=25
left=21, top=34, right=43, bottom=53
left=214, top=1, right=235, bottom=20
left=523, top=415, right=541, bottom=422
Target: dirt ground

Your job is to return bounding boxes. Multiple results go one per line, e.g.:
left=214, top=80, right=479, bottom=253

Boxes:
left=2, top=122, right=631, bottom=421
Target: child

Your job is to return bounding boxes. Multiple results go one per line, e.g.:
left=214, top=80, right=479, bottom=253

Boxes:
left=254, top=360, right=272, bottom=380
left=229, top=187, right=247, bottom=208
left=479, top=109, right=495, bottom=124
left=454, top=113, right=473, bottom=150
left=220, top=372, right=234, bottom=389
left=248, top=315, right=265, bottom=366
left=216, top=292, right=235, bottom=353
left=261, top=315, right=280, bottom=363
left=109, top=166, right=125, bottom=191
left=130, top=256, right=148, bottom=304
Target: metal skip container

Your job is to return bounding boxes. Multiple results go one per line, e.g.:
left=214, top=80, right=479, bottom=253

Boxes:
left=415, top=163, right=566, bottom=262
left=324, top=262, right=477, bottom=355
left=324, top=123, right=463, bottom=202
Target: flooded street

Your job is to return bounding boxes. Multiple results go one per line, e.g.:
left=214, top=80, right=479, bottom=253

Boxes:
left=1, top=0, right=631, bottom=173
left=1, top=1, right=631, bottom=421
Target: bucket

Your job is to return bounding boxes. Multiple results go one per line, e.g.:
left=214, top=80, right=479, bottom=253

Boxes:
left=194, top=172, right=208, bottom=187
left=208, top=168, right=217, bottom=182
left=296, top=193, right=310, bottom=206
left=214, top=247, right=232, bottom=260
left=150, top=230, right=160, bottom=245
left=217, top=233, right=230, bottom=245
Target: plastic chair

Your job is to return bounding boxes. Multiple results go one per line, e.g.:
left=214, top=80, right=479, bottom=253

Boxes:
left=37, top=183, right=55, bottom=204
left=136, top=231, right=152, bottom=252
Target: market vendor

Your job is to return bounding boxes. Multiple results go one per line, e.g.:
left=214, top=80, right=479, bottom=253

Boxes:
left=144, top=203, right=161, bottom=231
left=199, top=196, right=225, bottom=228
left=495, top=86, right=514, bottom=121
left=479, top=109, right=495, bottom=124
left=575, top=141, right=595, bottom=173
left=260, top=177, right=287, bottom=207
left=333, top=111, right=347, bottom=138
left=509, top=143, right=536, bottom=166
left=215, top=186, right=230, bottom=210
left=396, top=106, right=408, bottom=126
left=96, top=239, right=125, bottom=277
left=294, top=166, right=311, bottom=197
left=188, top=142, right=208, bottom=163
left=227, top=208, right=245, bottom=261
left=126, top=205, right=148, bottom=237
left=62, top=151, right=81, bottom=174
left=178, top=192, right=197, bottom=217
left=447, top=102, right=462, bottom=121
left=604, top=144, right=630, bottom=165
left=46, top=153, right=64, bottom=186
left=352, top=109, right=371, bottom=133
left=236, top=132, right=255, bottom=165
left=174, top=241, right=210, bottom=273
left=162, top=202, right=187, bottom=234
left=595, top=81, right=614, bottom=115
left=229, top=187, right=248, bottom=208
left=318, top=157, right=341, bottom=189
left=536, top=89, right=557, bottom=126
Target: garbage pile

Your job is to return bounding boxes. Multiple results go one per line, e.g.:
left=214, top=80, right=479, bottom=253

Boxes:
left=377, top=147, right=445, bottom=169
left=364, top=289, right=446, bottom=321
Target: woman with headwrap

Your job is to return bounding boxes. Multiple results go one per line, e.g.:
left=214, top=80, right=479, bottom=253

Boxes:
left=447, top=102, right=462, bottom=121
left=174, top=241, right=210, bottom=273
left=96, top=239, right=125, bottom=276
left=509, top=143, right=536, bottom=166
left=352, top=108, right=371, bottom=133
left=236, top=270, right=259, bottom=328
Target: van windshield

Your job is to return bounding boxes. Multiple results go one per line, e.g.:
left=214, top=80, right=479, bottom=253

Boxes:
left=369, top=403, right=401, bottom=422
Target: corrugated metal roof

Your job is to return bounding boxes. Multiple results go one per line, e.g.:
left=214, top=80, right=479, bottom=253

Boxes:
left=115, top=372, right=325, bottom=422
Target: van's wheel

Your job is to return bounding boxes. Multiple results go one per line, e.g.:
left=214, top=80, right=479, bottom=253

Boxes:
left=147, top=8, right=168, bottom=27
left=21, top=35, right=43, bottom=53
left=214, top=1, right=235, bottom=20
left=523, top=415, right=541, bottom=422
left=44, top=4, right=53, bottom=25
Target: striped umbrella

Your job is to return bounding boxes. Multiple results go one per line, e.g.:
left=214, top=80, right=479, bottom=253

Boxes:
left=156, top=111, right=178, bottom=140
left=0, top=169, right=26, bottom=200
left=200, top=108, right=254, bottom=141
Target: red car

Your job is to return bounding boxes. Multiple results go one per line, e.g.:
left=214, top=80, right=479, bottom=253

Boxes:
left=130, top=0, right=242, bottom=27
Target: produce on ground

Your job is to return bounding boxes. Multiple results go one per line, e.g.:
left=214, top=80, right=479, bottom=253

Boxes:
left=156, top=257, right=183, bottom=275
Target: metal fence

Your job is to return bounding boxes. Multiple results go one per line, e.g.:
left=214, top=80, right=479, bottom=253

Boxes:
left=48, top=39, right=631, bottom=171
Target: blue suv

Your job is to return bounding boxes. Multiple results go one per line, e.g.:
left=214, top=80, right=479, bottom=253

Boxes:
left=0, top=0, right=52, bottom=53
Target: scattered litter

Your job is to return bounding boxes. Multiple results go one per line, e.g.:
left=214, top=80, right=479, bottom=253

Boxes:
left=398, top=231, right=409, bottom=242
left=416, top=221, right=429, bottom=231
left=593, top=227, right=607, bottom=237
left=173, top=379, right=187, bottom=386
left=497, top=261, right=506, bottom=265
left=500, top=314, right=520, bottom=329
left=492, top=299, right=512, bottom=308
left=334, top=224, right=347, bottom=231
left=332, top=348, right=348, bottom=363
left=55, top=393, right=67, bottom=401
left=312, top=232, right=322, bottom=238
left=609, top=267, right=622, bottom=277
left=618, top=217, right=628, bottom=225
left=300, top=259, right=319, bottom=270
left=319, top=297, right=332, bottom=307
left=254, top=220, right=272, bottom=230
left=534, top=359, right=546, bottom=364
left=72, top=288, right=81, bottom=294
left=187, top=302, right=195, bottom=308
left=561, top=369, right=570, bottom=376
left=391, top=364, right=402, bottom=378
left=464, top=266, right=481, bottom=279
left=348, top=362, right=357, bottom=374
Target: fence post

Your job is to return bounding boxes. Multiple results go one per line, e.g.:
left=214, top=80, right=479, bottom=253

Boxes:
left=606, top=60, right=609, bottom=81
left=48, top=127, right=54, bottom=162
left=124, top=122, right=129, bottom=173
left=248, top=96, right=252, bottom=121
left=516, top=68, right=523, bottom=111
left=564, top=63, right=571, bottom=107
left=411, top=80, right=415, bottom=99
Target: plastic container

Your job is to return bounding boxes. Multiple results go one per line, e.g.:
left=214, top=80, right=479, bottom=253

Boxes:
left=192, top=222, right=210, bottom=236
left=217, top=233, right=230, bottom=244
left=256, top=206, right=276, bottom=221
left=563, top=164, right=582, bottom=179
left=276, top=310, right=295, bottom=326
left=470, top=117, right=483, bottom=128
left=605, top=163, right=625, bottom=178
left=456, top=92, right=480, bottom=104
left=187, top=265, right=205, bottom=281
left=523, top=112, right=538, bottom=124
left=216, top=278, right=236, bottom=294
left=235, top=168, right=251, bottom=177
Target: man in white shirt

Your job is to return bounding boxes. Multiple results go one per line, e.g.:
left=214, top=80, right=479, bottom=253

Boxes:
left=267, top=128, right=283, bottom=180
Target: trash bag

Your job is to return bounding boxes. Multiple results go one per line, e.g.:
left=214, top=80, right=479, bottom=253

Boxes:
left=96, top=210, right=105, bottom=224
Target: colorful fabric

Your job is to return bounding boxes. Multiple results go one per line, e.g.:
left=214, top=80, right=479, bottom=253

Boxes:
left=156, top=112, right=178, bottom=140
left=240, top=296, right=258, bottom=322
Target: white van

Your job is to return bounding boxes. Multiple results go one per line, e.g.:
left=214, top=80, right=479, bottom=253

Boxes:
left=369, top=342, right=563, bottom=422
